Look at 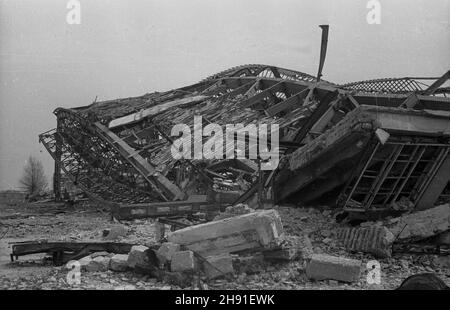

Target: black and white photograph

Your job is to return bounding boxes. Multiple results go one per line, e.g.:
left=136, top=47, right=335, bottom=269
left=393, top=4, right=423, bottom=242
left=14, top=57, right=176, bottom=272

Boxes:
left=0, top=0, right=449, bottom=298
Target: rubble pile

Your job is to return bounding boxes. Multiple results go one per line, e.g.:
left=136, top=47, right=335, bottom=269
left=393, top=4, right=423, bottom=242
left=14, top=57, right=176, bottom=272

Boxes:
left=63, top=209, right=318, bottom=287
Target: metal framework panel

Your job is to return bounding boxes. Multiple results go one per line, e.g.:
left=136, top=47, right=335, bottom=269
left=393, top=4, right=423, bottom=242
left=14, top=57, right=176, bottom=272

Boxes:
left=341, top=139, right=450, bottom=212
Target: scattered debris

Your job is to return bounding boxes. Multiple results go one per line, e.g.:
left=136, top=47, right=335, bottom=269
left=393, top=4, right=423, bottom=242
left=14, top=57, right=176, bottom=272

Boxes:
left=109, top=254, right=129, bottom=272
left=263, top=234, right=313, bottom=261
left=386, top=204, right=450, bottom=242
left=396, top=273, right=449, bottom=290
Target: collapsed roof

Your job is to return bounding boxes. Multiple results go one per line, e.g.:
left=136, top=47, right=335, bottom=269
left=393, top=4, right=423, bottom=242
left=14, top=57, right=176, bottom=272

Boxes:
left=39, top=65, right=450, bottom=218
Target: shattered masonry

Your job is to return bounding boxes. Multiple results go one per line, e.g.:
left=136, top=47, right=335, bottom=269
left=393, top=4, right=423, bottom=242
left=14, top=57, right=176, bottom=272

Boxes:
left=38, top=65, right=450, bottom=219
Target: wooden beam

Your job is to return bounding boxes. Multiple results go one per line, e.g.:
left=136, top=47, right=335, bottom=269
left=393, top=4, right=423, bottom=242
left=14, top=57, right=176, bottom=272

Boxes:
left=240, top=81, right=286, bottom=108
left=292, top=90, right=338, bottom=143
left=423, top=70, right=450, bottom=95
left=400, top=92, right=420, bottom=109
left=266, top=88, right=309, bottom=116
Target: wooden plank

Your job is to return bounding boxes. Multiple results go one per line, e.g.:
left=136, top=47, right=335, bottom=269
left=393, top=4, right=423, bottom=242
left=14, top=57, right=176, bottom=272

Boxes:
left=266, top=88, right=309, bottom=116
left=108, top=95, right=208, bottom=129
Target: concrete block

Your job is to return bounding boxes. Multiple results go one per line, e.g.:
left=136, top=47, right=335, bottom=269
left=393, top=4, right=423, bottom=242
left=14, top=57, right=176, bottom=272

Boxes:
left=127, top=245, right=150, bottom=268
left=433, top=256, right=450, bottom=269
left=336, top=226, right=395, bottom=258
left=78, top=255, right=92, bottom=271
left=85, top=256, right=110, bottom=272
left=171, top=250, right=196, bottom=272
left=167, top=209, right=284, bottom=256
left=306, top=254, right=361, bottom=283
left=109, top=254, right=129, bottom=272
left=156, top=242, right=181, bottom=263
left=203, top=255, right=234, bottom=279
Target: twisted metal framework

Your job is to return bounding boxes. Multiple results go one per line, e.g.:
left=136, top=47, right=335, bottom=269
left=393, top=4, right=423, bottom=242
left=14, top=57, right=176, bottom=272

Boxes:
left=39, top=64, right=450, bottom=214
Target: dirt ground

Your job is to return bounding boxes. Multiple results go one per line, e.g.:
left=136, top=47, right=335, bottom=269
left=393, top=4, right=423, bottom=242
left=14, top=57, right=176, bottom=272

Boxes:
left=0, top=201, right=448, bottom=290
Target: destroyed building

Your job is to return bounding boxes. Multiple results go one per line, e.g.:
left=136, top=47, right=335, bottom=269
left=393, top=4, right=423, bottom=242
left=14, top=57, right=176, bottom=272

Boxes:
left=38, top=65, right=450, bottom=220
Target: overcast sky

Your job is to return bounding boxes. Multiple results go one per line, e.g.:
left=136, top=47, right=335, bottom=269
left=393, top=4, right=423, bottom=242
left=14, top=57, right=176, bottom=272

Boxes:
left=0, top=0, right=449, bottom=190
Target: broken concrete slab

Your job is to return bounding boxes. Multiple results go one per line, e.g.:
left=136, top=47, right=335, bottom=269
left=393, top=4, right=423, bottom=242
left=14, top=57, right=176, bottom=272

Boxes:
left=154, top=221, right=166, bottom=242
left=336, top=225, right=395, bottom=258
left=110, top=254, right=129, bottom=272
left=203, top=255, right=234, bottom=279
left=167, top=209, right=283, bottom=257
left=306, top=254, right=361, bottom=283
left=156, top=242, right=181, bottom=263
left=263, top=234, right=313, bottom=261
left=171, top=250, right=196, bottom=273
left=127, top=245, right=150, bottom=268
left=386, top=204, right=450, bottom=242
left=103, top=225, right=128, bottom=240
